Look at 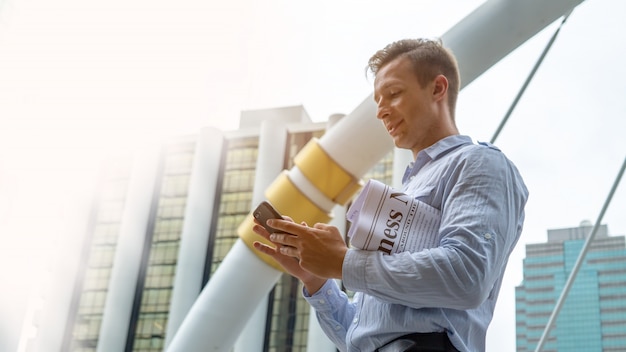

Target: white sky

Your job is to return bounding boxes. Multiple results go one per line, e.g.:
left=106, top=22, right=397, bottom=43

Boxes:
left=0, top=0, right=625, bottom=351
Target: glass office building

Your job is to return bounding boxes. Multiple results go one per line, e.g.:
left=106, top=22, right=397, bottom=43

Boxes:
left=516, top=222, right=626, bottom=352
left=35, top=106, right=397, bottom=352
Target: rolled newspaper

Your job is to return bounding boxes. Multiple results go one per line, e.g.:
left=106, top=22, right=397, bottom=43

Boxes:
left=346, top=179, right=441, bottom=254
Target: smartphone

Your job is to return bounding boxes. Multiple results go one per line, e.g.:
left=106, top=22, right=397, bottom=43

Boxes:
left=253, top=201, right=284, bottom=233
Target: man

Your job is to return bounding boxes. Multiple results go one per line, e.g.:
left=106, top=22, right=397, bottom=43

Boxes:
left=252, top=38, right=528, bottom=352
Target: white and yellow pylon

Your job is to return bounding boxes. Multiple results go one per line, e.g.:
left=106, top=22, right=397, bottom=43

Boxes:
left=166, top=1, right=585, bottom=351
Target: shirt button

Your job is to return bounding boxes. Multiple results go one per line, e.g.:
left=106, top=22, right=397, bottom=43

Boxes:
left=484, top=233, right=492, bottom=239
left=327, top=289, right=333, bottom=295
left=318, top=299, right=325, bottom=304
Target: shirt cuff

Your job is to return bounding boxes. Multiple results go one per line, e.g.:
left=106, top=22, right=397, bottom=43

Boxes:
left=303, top=279, right=344, bottom=313
left=341, top=248, right=372, bottom=292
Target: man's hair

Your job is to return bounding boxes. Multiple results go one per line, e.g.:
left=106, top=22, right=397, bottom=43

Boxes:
left=367, top=38, right=460, bottom=119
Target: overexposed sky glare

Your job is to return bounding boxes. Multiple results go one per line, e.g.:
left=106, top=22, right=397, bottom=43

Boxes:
left=1, top=0, right=625, bottom=351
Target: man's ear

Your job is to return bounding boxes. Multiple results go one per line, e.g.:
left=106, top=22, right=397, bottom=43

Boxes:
left=432, top=74, right=448, bottom=101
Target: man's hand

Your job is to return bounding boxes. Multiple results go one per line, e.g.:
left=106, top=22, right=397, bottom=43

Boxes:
left=252, top=218, right=327, bottom=294
left=264, top=219, right=347, bottom=280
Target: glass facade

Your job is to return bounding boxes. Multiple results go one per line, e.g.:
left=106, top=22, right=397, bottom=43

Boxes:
left=131, top=140, right=195, bottom=352
left=516, top=224, right=626, bottom=352
left=207, top=136, right=257, bottom=276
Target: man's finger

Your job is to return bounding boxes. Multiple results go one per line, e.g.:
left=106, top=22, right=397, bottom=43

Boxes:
left=253, top=241, right=276, bottom=255
left=269, top=233, right=297, bottom=247
left=252, top=224, right=271, bottom=240
left=279, top=245, right=299, bottom=258
left=268, top=219, right=307, bottom=233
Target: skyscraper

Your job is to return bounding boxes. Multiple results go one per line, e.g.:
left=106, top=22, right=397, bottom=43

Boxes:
left=516, top=222, right=626, bottom=352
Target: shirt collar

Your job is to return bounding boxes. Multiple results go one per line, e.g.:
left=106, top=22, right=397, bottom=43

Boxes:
left=421, top=134, right=473, bottom=161
left=402, top=135, right=473, bottom=184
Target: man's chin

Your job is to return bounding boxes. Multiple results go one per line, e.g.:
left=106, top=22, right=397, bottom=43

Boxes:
left=392, top=136, right=405, bottom=148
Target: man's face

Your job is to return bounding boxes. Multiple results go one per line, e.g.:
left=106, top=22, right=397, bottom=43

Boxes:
left=373, top=56, right=437, bottom=155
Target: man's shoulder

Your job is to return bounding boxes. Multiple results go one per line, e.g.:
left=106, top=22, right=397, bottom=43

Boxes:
left=441, top=139, right=502, bottom=161
left=445, top=140, right=514, bottom=173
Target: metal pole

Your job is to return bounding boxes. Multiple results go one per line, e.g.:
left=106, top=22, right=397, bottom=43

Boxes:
left=534, top=155, right=626, bottom=352
left=491, top=12, right=571, bottom=144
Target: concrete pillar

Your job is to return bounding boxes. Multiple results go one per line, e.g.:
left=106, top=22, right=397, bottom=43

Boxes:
left=235, top=119, right=289, bottom=352
left=96, top=145, right=161, bottom=352
left=165, top=128, right=225, bottom=347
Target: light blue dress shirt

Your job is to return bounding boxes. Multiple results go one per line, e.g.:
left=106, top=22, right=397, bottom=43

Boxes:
left=304, top=135, right=528, bottom=352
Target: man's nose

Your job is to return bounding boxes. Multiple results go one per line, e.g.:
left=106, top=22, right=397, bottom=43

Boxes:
left=377, top=104, right=390, bottom=120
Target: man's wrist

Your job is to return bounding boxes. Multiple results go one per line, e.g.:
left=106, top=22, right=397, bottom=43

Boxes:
left=303, top=277, right=327, bottom=295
